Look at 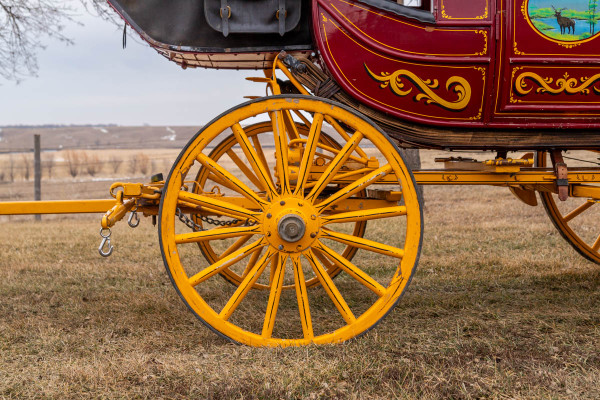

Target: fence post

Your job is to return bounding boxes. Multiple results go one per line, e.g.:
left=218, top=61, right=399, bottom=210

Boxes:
left=34, top=134, right=41, bottom=221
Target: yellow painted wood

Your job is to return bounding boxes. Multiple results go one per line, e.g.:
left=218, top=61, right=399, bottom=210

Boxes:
left=262, top=254, right=287, bottom=338
left=232, top=123, right=278, bottom=198
left=196, top=152, right=268, bottom=208
left=321, top=206, right=407, bottom=224
left=294, top=113, right=323, bottom=196
left=188, top=239, right=265, bottom=287
left=0, top=199, right=116, bottom=215
left=314, top=242, right=387, bottom=297
left=305, top=250, right=356, bottom=325
left=159, top=96, right=422, bottom=346
left=219, top=248, right=276, bottom=320
left=305, top=131, right=363, bottom=202
left=292, top=255, right=314, bottom=341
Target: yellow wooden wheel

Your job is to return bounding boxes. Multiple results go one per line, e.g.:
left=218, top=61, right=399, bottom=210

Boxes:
left=537, top=151, right=600, bottom=264
left=159, top=96, right=423, bottom=346
left=191, top=121, right=367, bottom=290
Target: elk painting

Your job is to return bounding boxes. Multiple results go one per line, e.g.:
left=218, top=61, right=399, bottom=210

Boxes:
left=551, top=6, right=576, bottom=34
left=528, top=0, right=600, bottom=41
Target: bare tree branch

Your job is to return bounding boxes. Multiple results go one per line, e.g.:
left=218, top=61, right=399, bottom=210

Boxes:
left=0, top=0, right=116, bottom=83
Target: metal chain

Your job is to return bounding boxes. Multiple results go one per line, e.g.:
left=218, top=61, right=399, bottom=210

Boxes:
left=175, top=208, right=256, bottom=232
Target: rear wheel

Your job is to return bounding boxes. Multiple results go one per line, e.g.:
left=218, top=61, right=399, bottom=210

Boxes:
left=159, top=95, right=423, bottom=346
left=537, top=151, right=600, bottom=264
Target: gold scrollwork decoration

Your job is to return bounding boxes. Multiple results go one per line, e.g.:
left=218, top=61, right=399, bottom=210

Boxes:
left=515, top=71, right=600, bottom=96
left=365, top=64, right=471, bottom=111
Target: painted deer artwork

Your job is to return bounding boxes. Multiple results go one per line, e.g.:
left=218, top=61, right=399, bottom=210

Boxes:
left=552, top=6, right=576, bottom=35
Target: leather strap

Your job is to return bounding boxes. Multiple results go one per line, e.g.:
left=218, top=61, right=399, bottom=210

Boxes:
left=220, top=0, right=231, bottom=37
left=551, top=150, right=569, bottom=201
left=314, top=78, right=340, bottom=99
left=277, top=0, right=287, bottom=36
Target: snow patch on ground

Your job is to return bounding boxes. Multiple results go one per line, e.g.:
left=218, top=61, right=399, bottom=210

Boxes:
left=162, top=127, right=176, bottom=141
left=94, top=127, right=109, bottom=134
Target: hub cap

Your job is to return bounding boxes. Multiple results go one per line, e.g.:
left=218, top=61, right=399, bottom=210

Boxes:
left=278, top=214, right=306, bottom=242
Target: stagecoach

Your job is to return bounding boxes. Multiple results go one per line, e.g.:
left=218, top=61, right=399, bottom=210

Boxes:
left=3, top=0, right=600, bottom=346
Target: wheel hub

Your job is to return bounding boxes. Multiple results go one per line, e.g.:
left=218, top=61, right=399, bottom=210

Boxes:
left=262, top=197, right=320, bottom=253
left=278, top=214, right=306, bottom=242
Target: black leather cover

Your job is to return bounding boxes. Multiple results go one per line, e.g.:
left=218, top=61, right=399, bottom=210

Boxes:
left=204, top=0, right=302, bottom=35
left=109, top=0, right=312, bottom=52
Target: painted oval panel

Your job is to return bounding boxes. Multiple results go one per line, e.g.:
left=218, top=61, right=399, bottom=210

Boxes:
left=527, top=0, right=600, bottom=42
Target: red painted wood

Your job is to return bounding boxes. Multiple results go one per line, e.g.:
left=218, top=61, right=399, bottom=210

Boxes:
left=312, top=0, right=600, bottom=129
left=438, top=0, right=491, bottom=23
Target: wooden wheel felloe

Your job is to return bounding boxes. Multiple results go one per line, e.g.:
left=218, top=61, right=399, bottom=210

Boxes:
left=537, top=151, right=600, bottom=264
left=191, top=121, right=367, bottom=290
left=159, top=95, right=422, bottom=346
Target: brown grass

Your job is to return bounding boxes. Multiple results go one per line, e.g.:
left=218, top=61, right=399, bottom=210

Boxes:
left=1, top=158, right=599, bottom=398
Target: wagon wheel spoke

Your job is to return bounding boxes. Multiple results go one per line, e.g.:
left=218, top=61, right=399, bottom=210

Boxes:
left=225, top=149, right=263, bottom=190
left=207, top=172, right=240, bottom=192
left=178, top=191, right=261, bottom=222
left=291, top=255, right=314, bottom=340
left=251, top=134, right=274, bottom=187
left=219, top=247, right=277, bottom=321
left=188, top=239, right=266, bottom=286
left=316, top=164, right=392, bottom=213
left=563, top=200, right=595, bottom=223
left=305, top=250, right=356, bottom=325
left=271, top=110, right=291, bottom=195
left=196, top=152, right=268, bottom=208
left=282, top=110, right=301, bottom=141
left=294, top=113, right=323, bottom=196
left=324, top=115, right=369, bottom=161
left=232, top=123, right=278, bottom=198
left=261, top=253, right=287, bottom=338
left=321, top=229, right=404, bottom=259
left=269, top=253, right=279, bottom=285
left=305, top=131, right=364, bottom=202
left=321, top=206, right=407, bottom=225
left=315, top=142, right=366, bottom=164
left=175, top=225, right=260, bottom=244
left=241, top=247, right=264, bottom=279
left=220, top=235, right=253, bottom=259
left=314, top=241, right=386, bottom=297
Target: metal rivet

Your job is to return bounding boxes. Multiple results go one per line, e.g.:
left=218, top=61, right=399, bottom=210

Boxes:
left=311, top=215, right=316, bottom=220
left=310, top=232, right=317, bottom=238
left=267, top=213, right=272, bottom=219
left=267, top=232, right=271, bottom=237
left=280, top=201, right=286, bottom=206
left=296, top=245, right=302, bottom=251
left=278, top=245, right=284, bottom=250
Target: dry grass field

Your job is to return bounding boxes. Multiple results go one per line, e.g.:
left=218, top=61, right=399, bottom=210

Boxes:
left=1, top=146, right=599, bottom=399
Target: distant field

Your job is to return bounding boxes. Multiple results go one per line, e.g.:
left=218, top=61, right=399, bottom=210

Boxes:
left=0, top=126, right=201, bottom=152
left=0, top=146, right=599, bottom=398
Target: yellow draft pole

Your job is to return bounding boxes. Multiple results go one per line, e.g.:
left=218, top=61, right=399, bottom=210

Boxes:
left=0, top=199, right=116, bottom=215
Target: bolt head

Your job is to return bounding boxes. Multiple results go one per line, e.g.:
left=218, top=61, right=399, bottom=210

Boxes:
left=278, top=245, right=284, bottom=251
left=280, top=200, right=286, bottom=206
left=311, top=215, right=317, bottom=220
left=267, top=213, right=272, bottom=219
left=267, top=232, right=271, bottom=237
left=310, top=232, right=317, bottom=238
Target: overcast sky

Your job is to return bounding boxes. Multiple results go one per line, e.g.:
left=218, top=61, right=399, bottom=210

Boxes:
left=0, top=4, right=257, bottom=126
